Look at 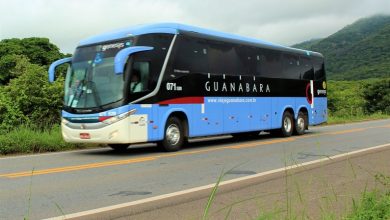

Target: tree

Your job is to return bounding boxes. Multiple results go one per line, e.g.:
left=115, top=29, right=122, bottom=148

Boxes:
left=363, top=79, right=390, bottom=114
left=3, top=56, right=64, bottom=128
left=0, top=38, right=64, bottom=85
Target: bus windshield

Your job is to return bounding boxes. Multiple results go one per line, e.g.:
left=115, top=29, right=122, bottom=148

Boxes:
left=64, top=38, right=133, bottom=109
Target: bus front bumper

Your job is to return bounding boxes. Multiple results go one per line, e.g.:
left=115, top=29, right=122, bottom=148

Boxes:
left=61, top=114, right=148, bottom=144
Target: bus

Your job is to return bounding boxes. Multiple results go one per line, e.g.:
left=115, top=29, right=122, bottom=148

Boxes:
left=48, top=23, right=327, bottom=152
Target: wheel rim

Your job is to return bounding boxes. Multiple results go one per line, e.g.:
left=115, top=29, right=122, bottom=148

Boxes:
left=284, top=117, right=292, bottom=133
left=166, top=124, right=180, bottom=146
left=297, top=117, right=305, bottom=132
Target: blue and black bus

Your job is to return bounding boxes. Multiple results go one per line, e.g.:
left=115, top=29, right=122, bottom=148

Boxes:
left=49, top=23, right=327, bottom=152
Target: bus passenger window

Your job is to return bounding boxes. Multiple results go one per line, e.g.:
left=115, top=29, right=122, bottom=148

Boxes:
left=300, top=56, right=314, bottom=80
left=313, top=57, right=326, bottom=81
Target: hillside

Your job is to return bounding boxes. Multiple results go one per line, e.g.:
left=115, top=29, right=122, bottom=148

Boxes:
left=293, top=15, right=390, bottom=80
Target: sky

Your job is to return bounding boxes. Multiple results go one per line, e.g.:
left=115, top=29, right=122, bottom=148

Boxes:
left=1, top=0, right=389, bottom=53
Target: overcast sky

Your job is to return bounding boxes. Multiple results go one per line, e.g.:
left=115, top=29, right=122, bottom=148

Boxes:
left=1, top=0, right=389, bottom=53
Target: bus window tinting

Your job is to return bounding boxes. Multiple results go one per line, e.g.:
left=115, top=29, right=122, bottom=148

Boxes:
left=131, top=34, right=173, bottom=91
left=282, top=53, right=301, bottom=79
left=313, top=57, right=325, bottom=81
left=299, top=56, right=314, bottom=80
left=172, top=35, right=209, bottom=75
left=259, top=49, right=282, bottom=78
left=208, top=40, right=244, bottom=75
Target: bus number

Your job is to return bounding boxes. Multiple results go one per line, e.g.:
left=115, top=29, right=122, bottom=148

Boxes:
left=166, top=83, right=182, bottom=91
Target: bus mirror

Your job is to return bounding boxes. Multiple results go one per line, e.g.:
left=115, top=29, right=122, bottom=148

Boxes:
left=114, top=46, right=154, bottom=75
left=48, top=57, right=72, bottom=83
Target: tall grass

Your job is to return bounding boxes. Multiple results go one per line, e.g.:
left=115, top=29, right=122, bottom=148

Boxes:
left=0, top=125, right=88, bottom=155
left=346, top=174, right=390, bottom=220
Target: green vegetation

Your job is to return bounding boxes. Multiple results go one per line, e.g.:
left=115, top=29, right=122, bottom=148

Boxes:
left=346, top=190, right=390, bottom=220
left=0, top=125, right=85, bottom=155
left=0, top=38, right=87, bottom=155
left=293, top=15, right=390, bottom=80
left=327, top=79, right=390, bottom=121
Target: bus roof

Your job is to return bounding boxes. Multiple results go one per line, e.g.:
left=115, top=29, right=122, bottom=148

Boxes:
left=78, top=23, right=319, bottom=56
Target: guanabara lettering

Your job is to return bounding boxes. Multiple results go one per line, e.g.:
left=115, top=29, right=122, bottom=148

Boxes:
left=205, top=81, right=271, bottom=93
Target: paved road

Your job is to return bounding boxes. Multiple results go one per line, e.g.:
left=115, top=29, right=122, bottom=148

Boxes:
left=0, top=119, right=389, bottom=219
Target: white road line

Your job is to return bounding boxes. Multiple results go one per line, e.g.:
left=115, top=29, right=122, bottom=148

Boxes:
left=44, top=142, right=390, bottom=220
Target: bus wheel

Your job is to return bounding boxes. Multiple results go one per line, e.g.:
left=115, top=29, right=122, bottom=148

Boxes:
left=159, top=117, right=184, bottom=152
left=294, top=111, right=307, bottom=135
left=280, top=111, right=294, bottom=137
left=109, top=144, right=129, bottom=152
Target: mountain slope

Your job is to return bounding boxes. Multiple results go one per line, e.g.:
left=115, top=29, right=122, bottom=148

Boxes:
left=293, top=15, right=390, bottom=80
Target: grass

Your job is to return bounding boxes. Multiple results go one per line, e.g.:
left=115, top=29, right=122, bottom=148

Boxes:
left=346, top=190, right=390, bottom=219
left=327, top=112, right=390, bottom=125
left=0, top=125, right=93, bottom=155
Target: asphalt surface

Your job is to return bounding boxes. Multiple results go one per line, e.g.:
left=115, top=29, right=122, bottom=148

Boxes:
left=0, top=119, right=389, bottom=219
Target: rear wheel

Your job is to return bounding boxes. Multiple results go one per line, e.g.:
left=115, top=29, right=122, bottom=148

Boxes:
left=278, top=111, right=294, bottom=137
left=109, top=144, right=129, bottom=152
left=159, top=117, right=185, bottom=152
left=294, top=111, right=307, bottom=135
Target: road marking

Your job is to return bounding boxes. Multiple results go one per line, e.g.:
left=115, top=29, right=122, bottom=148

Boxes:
left=0, top=157, right=156, bottom=178
left=0, top=124, right=388, bottom=178
left=228, top=138, right=295, bottom=149
left=44, top=142, right=390, bottom=220
left=329, top=128, right=366, bottom=135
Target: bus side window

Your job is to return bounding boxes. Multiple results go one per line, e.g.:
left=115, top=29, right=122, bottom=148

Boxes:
left=131, top=61, right=150, bottom=93
left=259, top=49, right=282, bottom=78
left=171, top=35, right=208, bottom=77
left=236, top=45, right=256, bottom=76
left=300, top=56, right=314, bottom=80
left=282, top=53, right=301, bottom=79
left=313, top=57, right=326, bottom=81
left=208, top=40, right=241, bottom=75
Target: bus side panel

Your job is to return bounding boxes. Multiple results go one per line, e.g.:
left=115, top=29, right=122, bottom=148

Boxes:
left=223, top=101, right=251, bottom=133
left=129, top=104, right=153, bottom=142
left=147, top=104, right=160, bottom=142
left=191, top=98, right=224, bottom=137
left=312, top=97, right=327, bottom=125
left=251, top=97, right=272, bottom=131
left=271, top=97, right=295, bottom=129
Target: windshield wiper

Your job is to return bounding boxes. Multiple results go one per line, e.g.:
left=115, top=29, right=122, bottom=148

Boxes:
left=69, top=71, right=87, bottom=108
left=86, top=80, right=102, bottom=109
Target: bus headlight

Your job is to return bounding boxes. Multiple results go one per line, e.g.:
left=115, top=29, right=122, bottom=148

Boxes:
left=62, top=118, right=69, bottom=125
left=100, top=109, right=136, bottom=125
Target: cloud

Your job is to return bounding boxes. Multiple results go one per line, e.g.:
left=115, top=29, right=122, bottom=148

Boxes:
left=1, top=0, right=389, bottom=53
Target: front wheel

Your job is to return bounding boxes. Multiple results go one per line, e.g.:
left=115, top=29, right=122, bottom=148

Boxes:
left=159, top=117, right=185, bottom=152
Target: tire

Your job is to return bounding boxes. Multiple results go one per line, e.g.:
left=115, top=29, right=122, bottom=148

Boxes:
left=159, top=117, right=185, bottom=152
left=109, top=144, right=129, bottom=152
left=294, top=111, right=307, bottom=135
left=280, top=111, right=294, bottom=137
